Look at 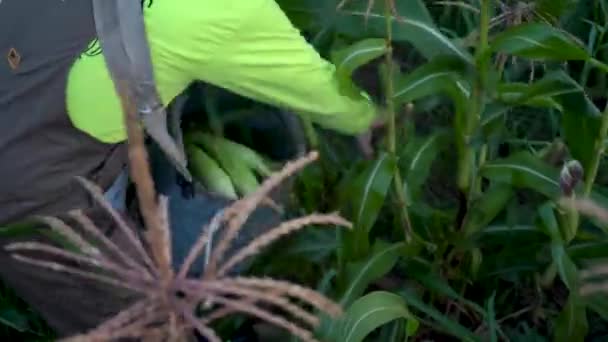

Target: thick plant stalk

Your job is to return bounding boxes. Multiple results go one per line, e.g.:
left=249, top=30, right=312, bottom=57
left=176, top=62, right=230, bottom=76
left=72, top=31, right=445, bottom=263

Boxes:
left=462, top=0, right=491, bottom=197
left=581, top=48, right=608, bottom=196
left=584, top=103, right=608, bottom=196
left=383, top=0, right=412, bottom=242
left=117, top=83, right=174, bottom=285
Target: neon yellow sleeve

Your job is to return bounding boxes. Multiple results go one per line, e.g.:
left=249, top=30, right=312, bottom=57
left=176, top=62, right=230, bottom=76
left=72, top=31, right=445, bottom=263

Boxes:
left=66, top=0, right=377, bottom=144
left=196, top=0, right=378, bottom=135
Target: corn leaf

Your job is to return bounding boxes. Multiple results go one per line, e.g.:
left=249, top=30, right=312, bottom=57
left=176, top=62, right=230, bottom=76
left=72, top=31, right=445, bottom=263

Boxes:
left=391, top=55, right=470, bottom=106
left=538, top=202, right=563, bottom=243
left=277, top=0, right=473, bottom=63
left=568, top=239, right=608, bottom=260
left=0, top=306, right=30, bottom=333
left=339, top=240, right=404, bottom=307
left=332, top=38, right=387, bottom=79
left=480, top=151, right=561, bottom=199
left=346, top=152, right=395, bottom=234
left=554, top=294, right=588, bottom=342
left=401, top=130, right=451, bottom=201
left=490, top=22, right=589, bottom=61
left=463, top=183, right=514, bottom=236
left=329, top=291, right=413, bottom=342
left=493, top=71, right=600, bottom=171
left=398, top=289, right=479, bottom=341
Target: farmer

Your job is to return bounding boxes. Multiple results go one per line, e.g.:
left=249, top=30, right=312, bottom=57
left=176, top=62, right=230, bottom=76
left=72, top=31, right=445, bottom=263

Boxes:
left=0, top=0, right=381, bottom=337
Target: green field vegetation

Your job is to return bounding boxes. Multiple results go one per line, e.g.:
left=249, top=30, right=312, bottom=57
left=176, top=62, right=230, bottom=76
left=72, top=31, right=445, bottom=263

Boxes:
left=3, top=0, right=608, bottom=341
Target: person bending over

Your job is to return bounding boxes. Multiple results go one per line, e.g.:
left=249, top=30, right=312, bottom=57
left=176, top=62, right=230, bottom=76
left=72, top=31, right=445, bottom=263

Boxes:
left=0, top=0, right=381, bottom=337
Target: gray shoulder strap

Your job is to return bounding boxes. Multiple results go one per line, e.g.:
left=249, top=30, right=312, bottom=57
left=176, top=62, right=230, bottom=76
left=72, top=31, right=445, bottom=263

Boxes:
left=91, top=0, right=192, bottom=182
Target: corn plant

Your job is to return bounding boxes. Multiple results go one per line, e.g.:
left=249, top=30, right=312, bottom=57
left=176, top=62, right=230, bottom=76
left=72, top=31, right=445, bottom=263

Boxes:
left=262, top=0, right=608, bottom=340
left=2, top=0, right=608, bottom=341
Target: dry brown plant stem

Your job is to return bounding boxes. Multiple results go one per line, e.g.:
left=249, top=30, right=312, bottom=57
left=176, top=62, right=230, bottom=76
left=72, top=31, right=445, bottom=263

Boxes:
left=118, top=85, right=173, bottom=284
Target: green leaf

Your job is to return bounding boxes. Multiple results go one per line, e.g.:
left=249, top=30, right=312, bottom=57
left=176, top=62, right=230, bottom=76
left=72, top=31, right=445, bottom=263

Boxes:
left=551, top=243, right=579, bottom=290
left=317, top=269, right=337, bottom=295
left=557, top=81, right=601, bottom=172
left=463, top=183, right=514, bottom=236
left=392, top=56, right=470, bottom=106
left=284, top=228, right=337, bottom=263
left=350, top=152, right=395, bottom=234
left=480, top=151, right=561, bottom=199
left=520, top=71, right=589, bottom=103
left=490, top=22, right=589, bottom=61
left=562, top=112, right=601, bottom=174
left=276, top=0, right=336, bottom=32
left=407, top=260, right=486, bottom=315
left=279, top=0, right=472, bottom=63
left=485, top=293, right=498, bottom=342
left=340, top=240, right=404, bottom=307
left=496, top=71, right=589, bottom=112
left=399, top=289, right=478, bottom=341
left=584, top=294, right=608, bottom=322
left=480, top=224, right=544, bottom=237
left=338, top=0, right=472, bottom=62
left=496, top=82, right=567, bottom=111
left=330, top=38, right=388, bottom=97
left=537, top=203, right=580, bottom=290
left=406, top=318, right=420, bottom=337
left=330, top=291, right=412, bottom=342
left=538, top=203, right=563, bottom=242
left=535, top=0, right=578, bottom=23
left=376, top=319, right=406, bottom=342
left=338, top=153, right=395, bottom=260
left=568, top=239, right=608, bottom=260
left=0, top=222, right=44, bottom=239
left=0, top=221, right=83, bottom=255
left=401, top=130, right=451, bottom=200
left=0, top=307, right=30, bottom=333
left=332, top=38, right=387, bottom=80
left=554, top=294, right=588, bottom=342
left=477, top=225, right=548, bottom=273
left=494, top=71, right=600, bottom=171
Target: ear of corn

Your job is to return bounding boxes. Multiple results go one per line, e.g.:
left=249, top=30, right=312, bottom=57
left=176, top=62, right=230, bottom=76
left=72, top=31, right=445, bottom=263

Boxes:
left=186, top=132, right=273, bottom=177
left=185, top=144, right=238, bottom=199
left=186, top=133, right=260, bottom=196
left=222, top=160, right=260, bottom=196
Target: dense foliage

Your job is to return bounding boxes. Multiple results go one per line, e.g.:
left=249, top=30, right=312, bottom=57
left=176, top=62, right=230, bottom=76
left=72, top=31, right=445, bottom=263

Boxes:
left=3, top=0, right=608, bottom=341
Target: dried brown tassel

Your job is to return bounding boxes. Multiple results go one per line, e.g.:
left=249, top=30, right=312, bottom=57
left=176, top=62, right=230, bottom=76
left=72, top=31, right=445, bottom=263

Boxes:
left=218, top=213, right=351, bottom=276
left=116, top=84, right=173, bottom=283
left=200, top=294, right=319, bottom=342
left=183, top=281, right=320, bottom=327
left=227, top=277, right=344, bottom=317
left=69, top=210, right=151, bottom=277
left=206, top=151, right=319, bottom=276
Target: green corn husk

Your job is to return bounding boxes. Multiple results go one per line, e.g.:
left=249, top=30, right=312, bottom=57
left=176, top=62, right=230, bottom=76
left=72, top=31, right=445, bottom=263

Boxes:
left=186, top=132, right=272, bottom=177
left=185, top=144, right=238, bottom=199
left=186, top=134, right=261, bottom=196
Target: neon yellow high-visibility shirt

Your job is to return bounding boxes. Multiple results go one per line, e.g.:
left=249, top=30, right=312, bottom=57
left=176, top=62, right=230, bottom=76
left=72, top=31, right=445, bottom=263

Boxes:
left=66, top=0, right=377, bottom=144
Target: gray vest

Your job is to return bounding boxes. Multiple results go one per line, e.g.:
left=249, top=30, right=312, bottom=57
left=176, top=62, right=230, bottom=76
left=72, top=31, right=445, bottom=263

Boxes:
left=0, top=0, right=127, bottom=225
